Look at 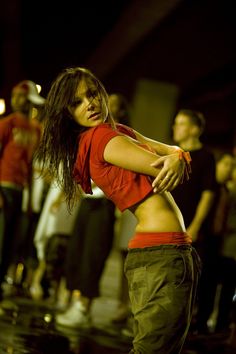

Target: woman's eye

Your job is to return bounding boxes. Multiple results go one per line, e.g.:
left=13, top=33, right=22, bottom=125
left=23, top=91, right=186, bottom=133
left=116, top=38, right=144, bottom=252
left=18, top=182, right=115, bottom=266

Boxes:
left=87, top=90, right=97, bottom=99
left=71, top=99, right=82, bottom=107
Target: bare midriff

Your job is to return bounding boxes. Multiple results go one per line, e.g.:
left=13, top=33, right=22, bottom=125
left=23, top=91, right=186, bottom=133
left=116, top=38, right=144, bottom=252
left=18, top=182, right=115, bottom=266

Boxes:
left=130, top=191, right=185, bottom=233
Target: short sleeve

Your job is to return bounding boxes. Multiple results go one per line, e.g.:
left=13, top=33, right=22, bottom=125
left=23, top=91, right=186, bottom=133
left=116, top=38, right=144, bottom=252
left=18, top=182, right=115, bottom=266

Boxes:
left=95, top=127, right=120, bottom=162
left=92, top=124, right=136, bottom=162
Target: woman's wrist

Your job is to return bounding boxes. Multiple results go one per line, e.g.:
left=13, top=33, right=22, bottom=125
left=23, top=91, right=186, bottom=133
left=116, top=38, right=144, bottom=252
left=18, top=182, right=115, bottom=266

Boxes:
left=173, top=147, right=192, bottom=182
left=173, top=146, right=191, bottom=163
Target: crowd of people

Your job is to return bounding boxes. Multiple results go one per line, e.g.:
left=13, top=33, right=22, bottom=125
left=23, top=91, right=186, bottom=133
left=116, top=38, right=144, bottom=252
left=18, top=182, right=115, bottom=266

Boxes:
left=0, top=69, right=236, bottom=353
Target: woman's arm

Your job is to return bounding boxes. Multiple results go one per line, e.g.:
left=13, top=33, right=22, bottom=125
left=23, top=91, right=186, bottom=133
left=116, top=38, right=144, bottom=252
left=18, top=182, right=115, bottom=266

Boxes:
left=103, top=135, right=185, bottom=193
left=131, top=129, right=191, bottom=191
left=132, top=129, right=180, bottom=155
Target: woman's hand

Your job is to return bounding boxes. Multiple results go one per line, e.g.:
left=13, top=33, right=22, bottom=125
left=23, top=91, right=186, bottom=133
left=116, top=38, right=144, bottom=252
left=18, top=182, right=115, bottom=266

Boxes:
left=151, top=153, right=186, bottom=193
left=103, top=135, right=191, bottom=193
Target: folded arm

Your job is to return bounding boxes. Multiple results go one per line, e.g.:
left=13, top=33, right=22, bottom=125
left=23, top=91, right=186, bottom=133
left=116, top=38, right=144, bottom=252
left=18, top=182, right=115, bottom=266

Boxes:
left=103, top=135, right=186, bottom=193
left=133, top=129, right=180, bottom=156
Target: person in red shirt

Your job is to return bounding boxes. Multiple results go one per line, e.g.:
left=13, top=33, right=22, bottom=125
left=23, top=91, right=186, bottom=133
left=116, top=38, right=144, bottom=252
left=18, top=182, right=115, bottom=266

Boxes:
left=0, top=80, right=44, bottom=307
left=36, top=67, right=200, bottom=354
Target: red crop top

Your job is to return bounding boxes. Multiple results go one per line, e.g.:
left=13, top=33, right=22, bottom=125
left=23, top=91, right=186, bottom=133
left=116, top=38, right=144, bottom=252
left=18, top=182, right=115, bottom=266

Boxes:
left=73, top=123, right=154, bottom=211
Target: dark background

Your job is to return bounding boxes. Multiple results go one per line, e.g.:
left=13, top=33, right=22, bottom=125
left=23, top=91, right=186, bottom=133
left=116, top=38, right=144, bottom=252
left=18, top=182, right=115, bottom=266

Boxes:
left=1, top=0, right=236, bottom=150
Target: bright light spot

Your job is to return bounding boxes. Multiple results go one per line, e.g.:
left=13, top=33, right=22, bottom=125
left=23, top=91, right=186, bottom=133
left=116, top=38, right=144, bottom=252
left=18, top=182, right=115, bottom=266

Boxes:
left=0, top=99, right=6, bottom=115
left=36, top=84, right=42, bottom=93
left=44, top=313, right=52, bottom=323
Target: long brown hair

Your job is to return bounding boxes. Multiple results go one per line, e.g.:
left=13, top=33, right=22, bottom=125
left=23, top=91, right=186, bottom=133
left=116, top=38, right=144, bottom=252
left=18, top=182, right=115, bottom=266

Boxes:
left=36, top=67, right=113, bottom=209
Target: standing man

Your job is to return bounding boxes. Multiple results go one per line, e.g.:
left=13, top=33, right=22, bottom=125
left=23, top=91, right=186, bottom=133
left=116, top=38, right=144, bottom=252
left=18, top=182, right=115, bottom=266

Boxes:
left=0, top=80, right=44, bottom=308
left=171, top=109, right=217, bottom=333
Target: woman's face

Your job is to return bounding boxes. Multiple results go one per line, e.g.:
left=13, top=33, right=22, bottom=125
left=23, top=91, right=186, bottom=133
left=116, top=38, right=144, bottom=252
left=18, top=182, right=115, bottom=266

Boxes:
left=69, top=79, right=108, bottom=128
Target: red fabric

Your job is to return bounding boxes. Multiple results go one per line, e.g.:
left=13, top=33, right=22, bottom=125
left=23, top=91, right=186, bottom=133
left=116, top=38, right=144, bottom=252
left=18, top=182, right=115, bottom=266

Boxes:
left=128, top=232, right=192, bottom=248
left=177, top=149, right=192, bottom=182
left=73, top=123, right=154, bottom=211
left=0, top=112, right=41, bottom=188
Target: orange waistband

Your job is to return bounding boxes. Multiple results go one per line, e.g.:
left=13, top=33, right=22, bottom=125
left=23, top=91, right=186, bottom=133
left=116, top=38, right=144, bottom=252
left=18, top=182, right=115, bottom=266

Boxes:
left=128, top=232, right=192, bottom=249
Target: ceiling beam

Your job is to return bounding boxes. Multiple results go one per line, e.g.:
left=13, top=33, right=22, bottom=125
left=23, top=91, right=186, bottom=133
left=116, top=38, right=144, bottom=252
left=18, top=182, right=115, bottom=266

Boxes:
left=87, top=0, right=183, bottom=78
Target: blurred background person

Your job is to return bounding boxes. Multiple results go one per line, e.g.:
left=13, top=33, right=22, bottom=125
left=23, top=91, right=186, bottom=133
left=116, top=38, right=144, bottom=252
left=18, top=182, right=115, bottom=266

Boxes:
left=55, top=181, right=116, bottom=328
left=30, top=178, right=81, bottom=306
left=194, top=152, right=234, bottom=334
left=17, top=158, right=50, bottom=296
left=214, top=158, right=236, bottom=336
left=0, top=81, right=44, bottom=311
left=108, top=93, right=131, bottom=126
left=171, top=109, right=217, bottom=333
